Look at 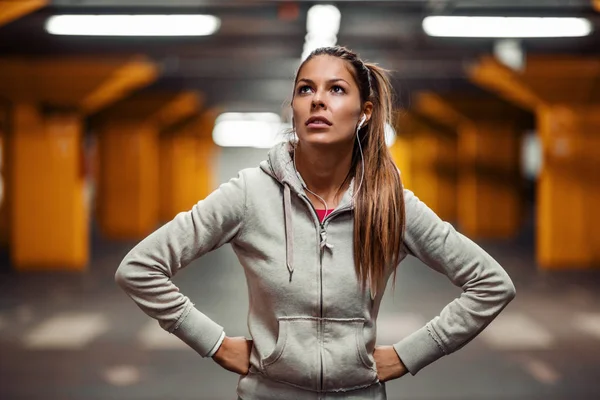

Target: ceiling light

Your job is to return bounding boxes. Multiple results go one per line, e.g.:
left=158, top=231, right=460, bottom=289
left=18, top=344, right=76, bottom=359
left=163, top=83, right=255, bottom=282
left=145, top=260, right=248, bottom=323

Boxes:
left=302, top=4, right=341, bottom=60
left=306, top=5, right=341, bottom=36
left=212, top=113, right=291, bottom=148
left=46, top=14, right=221, bottom=36
left=423, top=16, right=592, bottom=38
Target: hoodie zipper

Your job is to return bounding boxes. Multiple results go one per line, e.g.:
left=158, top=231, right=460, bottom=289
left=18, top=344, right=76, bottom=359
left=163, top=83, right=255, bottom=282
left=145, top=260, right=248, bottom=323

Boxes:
left=317, top=205, right=352, bottom=394
left=319, top=225, right=325, bottom=396
left=299, top=194, right=353, bottom=393
left=299, top=194, right=325, bottom=392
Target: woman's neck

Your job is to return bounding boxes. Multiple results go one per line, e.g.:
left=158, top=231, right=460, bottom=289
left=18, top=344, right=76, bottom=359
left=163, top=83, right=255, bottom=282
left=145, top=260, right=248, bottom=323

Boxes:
left=294, top=141, right=354, bottom=208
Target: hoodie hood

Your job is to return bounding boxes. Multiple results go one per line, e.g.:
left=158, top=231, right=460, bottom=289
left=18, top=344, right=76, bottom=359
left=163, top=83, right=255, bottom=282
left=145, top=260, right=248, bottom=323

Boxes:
left=259, top=141, right=303, bottom=194
left=260, top=141, right=356, bottom=208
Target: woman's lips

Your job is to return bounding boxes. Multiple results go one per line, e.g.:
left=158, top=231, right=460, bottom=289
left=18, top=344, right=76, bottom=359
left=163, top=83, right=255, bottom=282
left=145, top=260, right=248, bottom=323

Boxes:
left=305, top=116, right=332, bottom=128
left=306, top=121, right=331, bottom=129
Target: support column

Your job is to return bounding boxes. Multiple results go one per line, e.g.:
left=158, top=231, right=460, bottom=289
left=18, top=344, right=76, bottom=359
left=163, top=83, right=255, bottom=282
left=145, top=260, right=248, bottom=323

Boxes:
left=159, top=126, right=201, bottom=221
left=458, top=120, right=522, bottom=239
left=537, top=105, right=600, bottom=267
left=392, top=112, right=457, bottom=222
left=197, top=136, right=218, bottom=201
left=414, top=93, right=527, bottom=239
left=94, top=91, right=201, bottom=239
left=11, top=103, right=88, bottom=270
left=389, top=135, right=413, bottom=190
left=195, top=110, right=219, bottom=201
left=96, top=121, right=159, bottom=239
left=0, top=56, right=157, bottom=272
left=158, top=109, right=218, bottom=222
left=469, top=55, right=600, bottom=268
left=411, top=130, right=457, bottom=223
left=0, top=103, right=9, bottom=249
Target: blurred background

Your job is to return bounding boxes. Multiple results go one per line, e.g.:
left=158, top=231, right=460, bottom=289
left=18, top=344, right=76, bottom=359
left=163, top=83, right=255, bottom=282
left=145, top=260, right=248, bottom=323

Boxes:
left=1, top=0, right=600, bottom=399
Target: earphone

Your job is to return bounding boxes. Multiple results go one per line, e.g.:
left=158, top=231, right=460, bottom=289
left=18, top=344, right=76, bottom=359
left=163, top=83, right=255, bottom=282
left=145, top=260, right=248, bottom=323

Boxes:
left=358, top=114, right=367, bottom=130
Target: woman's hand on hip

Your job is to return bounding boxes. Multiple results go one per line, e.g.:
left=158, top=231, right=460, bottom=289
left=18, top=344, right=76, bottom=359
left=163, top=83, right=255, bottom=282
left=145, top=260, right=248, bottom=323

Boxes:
left=374, top=345, right=408, bottom=382
left=212, top=336, right=253, bottom=375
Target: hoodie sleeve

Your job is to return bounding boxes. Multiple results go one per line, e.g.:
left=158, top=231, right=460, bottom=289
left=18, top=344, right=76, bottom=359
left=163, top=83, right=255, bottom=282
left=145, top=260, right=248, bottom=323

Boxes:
left=393, top=189, right=516, bottom=375
left=114, top=172, right=247, bottom=357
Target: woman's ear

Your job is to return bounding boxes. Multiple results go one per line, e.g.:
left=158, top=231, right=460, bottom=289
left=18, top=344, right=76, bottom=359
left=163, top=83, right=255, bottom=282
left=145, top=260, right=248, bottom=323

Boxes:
left=362, top=101, right=374, bottom=124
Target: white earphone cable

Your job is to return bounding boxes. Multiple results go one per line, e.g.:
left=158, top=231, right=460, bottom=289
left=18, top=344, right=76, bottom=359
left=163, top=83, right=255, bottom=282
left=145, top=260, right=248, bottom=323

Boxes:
left=293, top=115, right=366, bottom=211
left=293, top=146, right=329, bottom=212
left=353, top=124, right=365, bottom=203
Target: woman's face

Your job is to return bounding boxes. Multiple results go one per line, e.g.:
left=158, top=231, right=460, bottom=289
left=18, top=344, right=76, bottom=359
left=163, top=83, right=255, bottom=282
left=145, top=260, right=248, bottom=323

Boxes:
left=292, top=55, right=366, bottom=147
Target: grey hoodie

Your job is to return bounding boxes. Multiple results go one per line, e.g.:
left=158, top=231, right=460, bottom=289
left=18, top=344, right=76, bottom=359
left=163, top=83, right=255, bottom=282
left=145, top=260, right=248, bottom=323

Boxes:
left=115, top=141, right=516, bottom=399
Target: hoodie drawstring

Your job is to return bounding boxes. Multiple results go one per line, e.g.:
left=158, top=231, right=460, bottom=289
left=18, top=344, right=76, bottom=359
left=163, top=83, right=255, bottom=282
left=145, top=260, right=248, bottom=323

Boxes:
left=283, top=184, right=294, bottom=282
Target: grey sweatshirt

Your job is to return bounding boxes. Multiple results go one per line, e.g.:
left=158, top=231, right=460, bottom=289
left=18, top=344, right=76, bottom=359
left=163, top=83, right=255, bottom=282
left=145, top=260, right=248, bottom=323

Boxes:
left=115, top=141, right=516, bottom=399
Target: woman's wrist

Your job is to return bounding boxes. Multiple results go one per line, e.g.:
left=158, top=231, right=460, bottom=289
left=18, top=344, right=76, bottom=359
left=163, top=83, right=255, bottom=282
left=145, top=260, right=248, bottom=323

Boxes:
left=211, top=335, right=229, bottom=360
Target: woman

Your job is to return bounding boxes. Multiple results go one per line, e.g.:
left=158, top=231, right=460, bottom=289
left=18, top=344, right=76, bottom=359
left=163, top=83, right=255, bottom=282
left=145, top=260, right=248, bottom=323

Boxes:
left=115, top=46, right=516, bottom=399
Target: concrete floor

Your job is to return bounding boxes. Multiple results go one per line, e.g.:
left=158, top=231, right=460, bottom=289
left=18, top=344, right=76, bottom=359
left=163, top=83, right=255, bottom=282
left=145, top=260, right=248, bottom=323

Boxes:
left=1, top=229, right=599, bottom=400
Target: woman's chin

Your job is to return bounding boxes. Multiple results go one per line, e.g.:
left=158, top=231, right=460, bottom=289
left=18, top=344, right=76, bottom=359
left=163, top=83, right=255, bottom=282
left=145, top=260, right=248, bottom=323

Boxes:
left=299, top=132, right=346, bottom=146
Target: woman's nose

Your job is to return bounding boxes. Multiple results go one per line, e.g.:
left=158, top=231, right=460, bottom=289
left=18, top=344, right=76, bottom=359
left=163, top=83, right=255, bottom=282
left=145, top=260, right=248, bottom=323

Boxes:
left=311, top=97, right=326, bottom=110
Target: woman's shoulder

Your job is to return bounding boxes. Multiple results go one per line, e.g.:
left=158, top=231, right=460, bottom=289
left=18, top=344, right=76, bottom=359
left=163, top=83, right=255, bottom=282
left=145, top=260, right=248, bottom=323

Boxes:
left=232, top=166, right=282, bottom=196
left=237, top=165, right=273, bottom=183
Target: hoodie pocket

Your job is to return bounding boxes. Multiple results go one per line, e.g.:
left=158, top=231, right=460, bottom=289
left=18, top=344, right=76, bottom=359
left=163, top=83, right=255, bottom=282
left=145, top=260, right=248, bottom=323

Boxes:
left=322, top=318, right=378, bottom=391
left=261, top=317, right=377, bottom=392
left=261, top=317, right=320, bottom=391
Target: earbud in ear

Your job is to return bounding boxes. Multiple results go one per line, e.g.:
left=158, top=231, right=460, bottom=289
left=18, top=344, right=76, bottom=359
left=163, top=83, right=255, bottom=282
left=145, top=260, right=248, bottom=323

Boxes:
left=358, top=114, right=367, bottom=129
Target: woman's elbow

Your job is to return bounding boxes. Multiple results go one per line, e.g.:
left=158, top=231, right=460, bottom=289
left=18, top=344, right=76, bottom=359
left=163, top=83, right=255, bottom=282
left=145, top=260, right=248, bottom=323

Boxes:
left=501, top=272, right=517, bottom=305
left=114, top=257, right=135, bottom=291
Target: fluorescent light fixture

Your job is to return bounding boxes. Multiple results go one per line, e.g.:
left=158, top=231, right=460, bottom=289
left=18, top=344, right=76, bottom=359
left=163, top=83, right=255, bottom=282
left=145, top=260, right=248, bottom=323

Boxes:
left=213, top=113, right=290, bottom=149
left=213, top=112, right=396, bottom=149
left=46, top=14, right=221, bottom=36
left=302, top=4, right=341, bottom=60
left=423, top=16, right=592, bottom=38
left=306, top=5, right=341, bottom=36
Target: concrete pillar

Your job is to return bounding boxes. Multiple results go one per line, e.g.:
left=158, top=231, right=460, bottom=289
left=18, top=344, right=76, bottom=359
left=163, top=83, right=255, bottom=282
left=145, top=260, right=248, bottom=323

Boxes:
left=458, top=120, right=522, bottom=239
left=159, top=127, right=200, bottom=221
left=157, top=107, right=217, bottom=222
left=11, top=103, right=88, bottom=270
left=195, top=111, right=219, bottom=201
left=413, top=93, right=527, bottom=239
left=411, top=131, right=457, bottom=223
left=96, top=120, right=159, bottom=239
left=389, top=135, right=413, bottom=191
left=537, top=105, right=600, bottom=267
left=0, top=103, right=10, bottom=251
left=392, top=112, right=457, bottom=222
left=0, top=56, right=158, bottom=271
left=469, top=55, right=600, bottom=268
left=197, top=136, right=218, bottom=201
left=158, top=127, right=219, bottom=223
left=0, top=105, right=10, bottom=249
left=93, top=91, right=202, bottom=239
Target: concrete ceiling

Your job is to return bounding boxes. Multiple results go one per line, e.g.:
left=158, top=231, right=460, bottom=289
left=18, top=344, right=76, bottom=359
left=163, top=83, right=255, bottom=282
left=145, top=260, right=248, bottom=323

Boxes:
left=1, top=0, right=599, bottom=113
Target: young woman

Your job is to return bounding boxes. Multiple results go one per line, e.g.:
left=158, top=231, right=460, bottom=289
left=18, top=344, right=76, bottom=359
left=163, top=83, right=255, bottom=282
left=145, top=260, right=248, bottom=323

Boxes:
left=115, top=46, right=516, bottom=399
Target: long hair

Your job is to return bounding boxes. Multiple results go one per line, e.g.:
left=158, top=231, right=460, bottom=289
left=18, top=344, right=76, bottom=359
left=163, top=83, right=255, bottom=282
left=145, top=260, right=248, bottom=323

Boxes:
left=292, top=46, right=405, bottom=296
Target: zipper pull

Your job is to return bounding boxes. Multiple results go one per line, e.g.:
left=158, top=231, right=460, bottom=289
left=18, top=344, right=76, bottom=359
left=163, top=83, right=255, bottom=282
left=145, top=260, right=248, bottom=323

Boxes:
left=320, top=228, right=334, bottom=251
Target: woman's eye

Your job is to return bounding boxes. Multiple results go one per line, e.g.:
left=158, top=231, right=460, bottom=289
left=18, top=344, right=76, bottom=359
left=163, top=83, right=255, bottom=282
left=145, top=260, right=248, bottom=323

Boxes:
left=331, top=85, right=345, bottom=94
left=297, top=85, right=312, bottom=94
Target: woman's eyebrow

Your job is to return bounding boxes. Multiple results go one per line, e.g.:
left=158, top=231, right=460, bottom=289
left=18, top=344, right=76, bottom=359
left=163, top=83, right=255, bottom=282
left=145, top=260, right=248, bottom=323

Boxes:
left=296, top=78, right=350, bottom=85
